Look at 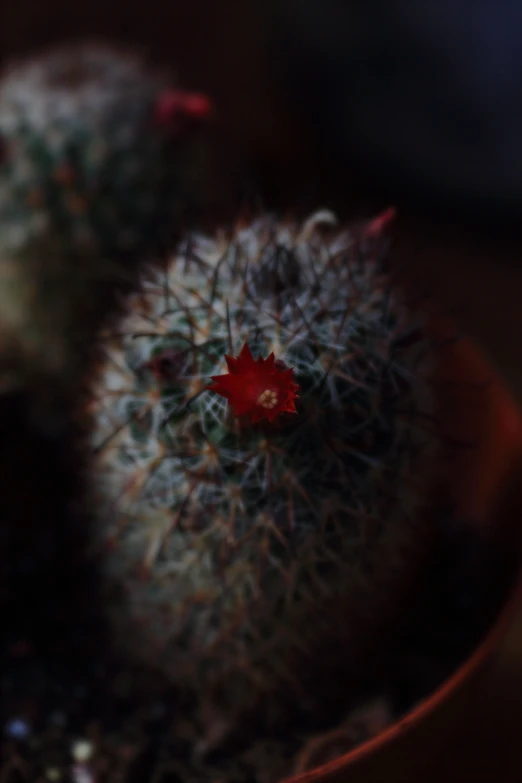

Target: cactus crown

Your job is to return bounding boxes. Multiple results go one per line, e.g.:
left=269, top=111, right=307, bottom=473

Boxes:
left=88, top=210, right=437, bottom=737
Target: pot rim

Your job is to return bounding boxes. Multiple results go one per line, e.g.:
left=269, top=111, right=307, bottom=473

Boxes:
left=286, top=562, right=522, bottom=782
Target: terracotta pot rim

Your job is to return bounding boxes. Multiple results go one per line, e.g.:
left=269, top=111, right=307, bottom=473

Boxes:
left=287, top=568, right=522, bottom=782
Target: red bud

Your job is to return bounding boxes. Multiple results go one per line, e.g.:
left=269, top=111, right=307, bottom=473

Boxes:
left=154, top=89, right=212, bottom=127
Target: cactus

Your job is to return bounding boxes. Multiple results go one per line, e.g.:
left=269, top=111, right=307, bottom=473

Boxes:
left=86, top=209, right=440, bottom=751
left=0, top=42, right=212, bottom=261
left=0, top=43, right=213, bottom=400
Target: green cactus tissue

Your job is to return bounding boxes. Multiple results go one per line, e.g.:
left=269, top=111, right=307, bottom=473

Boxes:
left=0, top=43, right=211, bottom=261
left=86, top=209, right=440, bottom=749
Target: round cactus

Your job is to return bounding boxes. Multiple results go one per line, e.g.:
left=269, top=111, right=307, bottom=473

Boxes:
left=0, top=43, right=211, bottom=261
left=86, top=209, right=439, bottom=750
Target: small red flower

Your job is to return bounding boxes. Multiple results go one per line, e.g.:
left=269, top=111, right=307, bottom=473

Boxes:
left=154, top=89, right=212, bottom=127
left=363, top=207, right=397, bottom=241
left=208, top=343, right=299, bottom=424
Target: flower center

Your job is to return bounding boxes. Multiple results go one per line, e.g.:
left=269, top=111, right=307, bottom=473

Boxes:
left=257, top=389, right=278, bottom=409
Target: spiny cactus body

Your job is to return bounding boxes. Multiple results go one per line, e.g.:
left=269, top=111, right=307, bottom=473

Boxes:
left=87, top=210, right=439, bottom=747
left=0, top=43, right=210, bottom=262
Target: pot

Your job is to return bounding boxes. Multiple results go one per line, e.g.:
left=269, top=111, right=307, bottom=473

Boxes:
left=282, top=334, right=522, bottom=782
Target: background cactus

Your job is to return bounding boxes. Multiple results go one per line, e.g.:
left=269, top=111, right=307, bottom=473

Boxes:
left=0, top=42, right=213, bottom=400
left=85, top=209, right=440, bottom=752
left=0, top=42, right=211, bottom=261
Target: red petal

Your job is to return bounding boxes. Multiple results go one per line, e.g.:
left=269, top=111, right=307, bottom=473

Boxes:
left=181, top=93, right=213, bottom=118
left=264, top=352, right=276, bottom=371
left=237, top=342, right=256, bottom=369
left=208, top=342, right=300, bottom=423
left=154, top=89, right=212, bottom=127
left=364, top=207, right=397, bottom=240
left=224, top=354, right=237, bottom=372
left=208, top=373, right=236, bottom=396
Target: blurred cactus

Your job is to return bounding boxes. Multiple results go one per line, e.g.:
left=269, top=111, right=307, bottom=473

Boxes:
left=0, top=42, right=212, bottom=261
left=0, top=43, right=213, bottom=399
left=85, top=209, right=440, bottom=750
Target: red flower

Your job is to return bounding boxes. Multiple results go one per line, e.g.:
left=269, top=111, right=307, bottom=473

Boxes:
left=208, top=343, right=299, bottom=424
left=154, top=89, right=212, bottom=127
left=363, top=207, right=397, bottom=241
